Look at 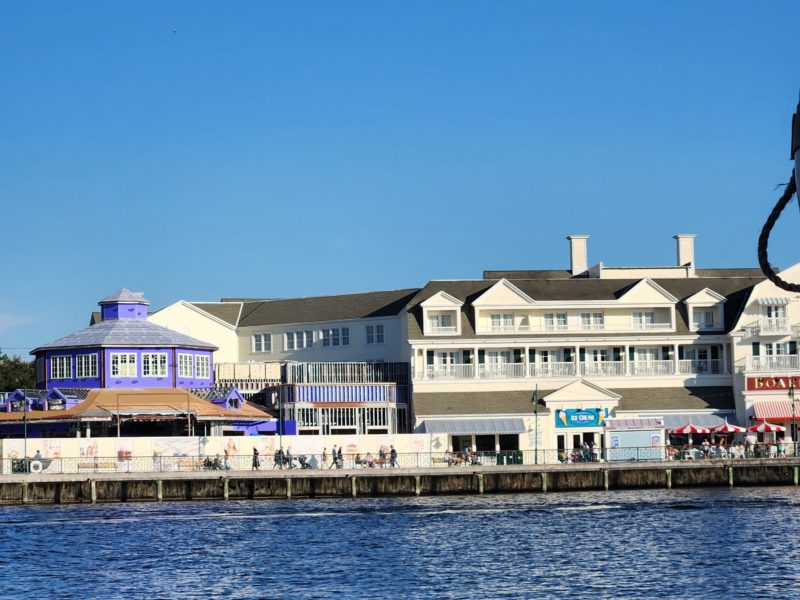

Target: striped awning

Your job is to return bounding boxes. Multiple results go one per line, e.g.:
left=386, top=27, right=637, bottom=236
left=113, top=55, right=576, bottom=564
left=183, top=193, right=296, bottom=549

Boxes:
left=605, top=418, right=663, bottom=430
left=417, top=418, right=526, bottom=435
left=752, top=400, right=800, bottom=421
left=757, top=297, right=791, bottom=305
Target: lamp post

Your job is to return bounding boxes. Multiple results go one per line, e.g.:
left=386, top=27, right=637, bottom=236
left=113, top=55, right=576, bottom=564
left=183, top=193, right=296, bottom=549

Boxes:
left=23, top=396, right=28, bottom=471
left=531, top=385, right=539, bottom=465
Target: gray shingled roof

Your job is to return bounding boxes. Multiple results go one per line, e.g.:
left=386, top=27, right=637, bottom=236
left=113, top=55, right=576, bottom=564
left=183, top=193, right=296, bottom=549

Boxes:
left=407, top=275, right=762, bottom=339
left=99, top=289, right=150, bottom=305
left=31, top=319, right=217, bottom=353
left=612, top=386, right=734, bottom=412
left=191, top=303, right=243, bottom=327
left=413, top=386, right=734, bottom=417
left=235, top=289, right=421, bottom=327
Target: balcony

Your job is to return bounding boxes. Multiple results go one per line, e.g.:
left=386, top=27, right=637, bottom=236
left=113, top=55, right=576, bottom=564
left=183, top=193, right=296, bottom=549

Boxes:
left=678, top=359, right=723, bottom=375
left=631, top=322, right=672, bottom=331
left=427, top=325, right=458, bottom=335
left=743, top=318, right=791, bottom=338
left=530, top=362, right=577, bottom=377
left=692, top=321, right=718, bottom=331
left=742, top=355, right=800, bottom=373
left=488, top=324, right=532, bottom=334
left=479, top=363, right=526, bottom=379
left=425, top=364, right=475, bottom=380
left=476, top=322, right=673, bottom=334
left=628, top=360, right=674, bottom=376
left=579, top=361, right=625, bottom=376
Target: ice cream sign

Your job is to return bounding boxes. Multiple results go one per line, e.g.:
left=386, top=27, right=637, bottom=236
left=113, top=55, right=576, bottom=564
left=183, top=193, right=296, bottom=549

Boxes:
left=555, top=408, right=608, bottom=428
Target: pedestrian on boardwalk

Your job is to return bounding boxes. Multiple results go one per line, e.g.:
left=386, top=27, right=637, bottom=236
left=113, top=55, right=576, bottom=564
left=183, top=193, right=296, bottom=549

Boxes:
left=390, top=445, right=398, bottom=468
left=330, top=445, right=338, bottom=469
left=224, top=447, right=231, bottom=470
left=337, top=446, right=343, bottom=469
left=252, top=447, right=260, bottom=470
left=322, top=447, right=328, bottom=468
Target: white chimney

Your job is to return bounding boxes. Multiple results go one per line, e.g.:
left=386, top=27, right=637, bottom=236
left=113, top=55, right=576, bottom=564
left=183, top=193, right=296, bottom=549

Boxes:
left=567, top=235, right=589, bottom=275
left=674, top=234, right=696, bottom=267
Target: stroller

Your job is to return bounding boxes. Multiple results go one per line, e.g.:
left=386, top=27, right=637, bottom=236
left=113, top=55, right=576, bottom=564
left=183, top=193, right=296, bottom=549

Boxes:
left=297, top=455, right=312, bottom=469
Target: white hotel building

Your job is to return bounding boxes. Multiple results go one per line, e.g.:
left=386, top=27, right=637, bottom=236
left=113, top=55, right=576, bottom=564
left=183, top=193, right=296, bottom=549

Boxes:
left=144, top=233, right=800, bottom=453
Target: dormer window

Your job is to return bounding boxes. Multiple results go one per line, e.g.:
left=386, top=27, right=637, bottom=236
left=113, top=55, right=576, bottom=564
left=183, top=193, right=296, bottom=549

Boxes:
left=490, top=313, right=514, bottom=332
left=430, top=313, right=454, bottom=332
left=543, top=313, right=567, bottom=331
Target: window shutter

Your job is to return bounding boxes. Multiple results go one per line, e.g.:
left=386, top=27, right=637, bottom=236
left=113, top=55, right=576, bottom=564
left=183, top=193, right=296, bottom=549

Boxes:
left=579, top=348, right=586, bottom=362
left=678, top=346, right=684, bottom=360
left=629, top=347, right=635, bottom=361
left=563, top=348, right=572, bottom=362
left=752, top=342, right=760, bottom=357
left=791, top=341, right=798, bottom=356
left=478, top=350, right=485, bottom=364
left=612, top=347, right=622, bottom=362
left=528, top=348, right=536, bottom=363
left=426, top=351, right=434, bottom=366
left=513, top=349, right=522, bottom=364
left=662, top=346, right=670, bottom=360
left=710, top=346, right=719, bottom=360
left=462, top=350, right=471, bottom=364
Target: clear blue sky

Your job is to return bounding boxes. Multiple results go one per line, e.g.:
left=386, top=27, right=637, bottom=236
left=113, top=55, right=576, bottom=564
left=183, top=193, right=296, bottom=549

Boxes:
left=1, top=1, right=799, bottom=356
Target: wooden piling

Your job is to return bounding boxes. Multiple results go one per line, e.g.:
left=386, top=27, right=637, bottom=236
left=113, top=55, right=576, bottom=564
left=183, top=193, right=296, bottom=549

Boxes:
left=351, top=476, right=357, bottom=498
left=666, top=469, right=672, bottom=489
left=90, top=480, right=97, bottom=504
left=156, top=480, right=163, bottom=502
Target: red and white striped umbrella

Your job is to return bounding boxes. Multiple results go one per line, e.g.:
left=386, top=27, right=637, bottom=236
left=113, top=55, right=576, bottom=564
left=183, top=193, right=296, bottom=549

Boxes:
left=747, top=421, right=786, bottom=433
left=670, top=422, right=711, bottom=435
left=710, top=420, right=746, bottom=434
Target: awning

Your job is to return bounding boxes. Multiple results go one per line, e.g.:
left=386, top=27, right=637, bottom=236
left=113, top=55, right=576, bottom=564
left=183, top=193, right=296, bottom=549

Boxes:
left=752, top=400, right=800, bottom=421
left=757, top=297, right=791, bottom=305
left=661, top=414, right=732, bottom=429
left=605, top=418, right=664, bottom=430
left=417, top=418, right=526, bottom=435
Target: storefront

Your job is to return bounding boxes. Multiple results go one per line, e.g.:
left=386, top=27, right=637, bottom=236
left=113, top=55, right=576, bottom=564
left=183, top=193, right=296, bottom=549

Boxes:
left=543, top=380, right=621, bottom=454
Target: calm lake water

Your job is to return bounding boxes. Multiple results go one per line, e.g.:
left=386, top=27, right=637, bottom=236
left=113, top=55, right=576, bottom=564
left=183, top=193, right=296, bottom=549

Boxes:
left=1, top=488, right=799, bottom=599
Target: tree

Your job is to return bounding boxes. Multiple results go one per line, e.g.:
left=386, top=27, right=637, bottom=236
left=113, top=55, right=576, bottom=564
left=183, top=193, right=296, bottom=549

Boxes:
left=0, top=350, right=36, bottom=391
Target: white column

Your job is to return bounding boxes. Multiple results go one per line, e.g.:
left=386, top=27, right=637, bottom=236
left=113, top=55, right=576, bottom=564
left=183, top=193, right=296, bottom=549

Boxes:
left=575, top=344, right=581, bottom=377
left=722, top=343, right=729, bottom=374
left=673, top=343, right=680, bottom=375
left=524, top=345, right=530, bottom=377
left=473, top=347, right=480, bottom=379
left=420, top=348, right=426, bottom=379
left=624, top=344, right=630, bottom=375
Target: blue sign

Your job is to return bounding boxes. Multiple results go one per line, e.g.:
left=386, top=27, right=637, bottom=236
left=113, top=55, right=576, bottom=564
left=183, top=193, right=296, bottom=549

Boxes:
left=555, top=408, right=608, bottom=428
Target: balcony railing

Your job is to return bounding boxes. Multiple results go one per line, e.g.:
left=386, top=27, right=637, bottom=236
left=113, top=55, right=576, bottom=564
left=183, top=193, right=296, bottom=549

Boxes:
left=427, top=325, right=457, bottom=334
left=529, top=362, right=577, bottom=377
left=425, top=364, right=475, bottom=380
left=488, top=324, right=532, bottom=333
left=479, top=363, right=526, bottom=378
left=692, top=321, right=718, bottom=330
left=579, top=361, right=625, bottom=376
left=628, top=360, right=674, bottom=376
left=631, top=322, right=672, bottom=331
left=744, top=318, right=791, bottom=338
left=678, top=359, right=723, bottom=375
left=745, top=355, right=800, bottom=372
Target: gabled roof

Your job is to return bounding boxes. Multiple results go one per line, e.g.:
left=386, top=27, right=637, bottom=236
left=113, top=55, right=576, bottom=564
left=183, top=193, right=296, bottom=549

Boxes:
left=99, top=289, right=149, bottom=305
left=189, top=302, right=243, bottom=327
left=235, top=288, right=420, bottom=327
left=420, top=291, right=463, bottom=308
left=616, top=278, right=678, bottom=304
left=543, top=379, right=622, bottom=403
left=684, top=288, right=727, bottom=304
left=407, top=274, right=763, bottom=339
left=472, top=279, right=535, bottom=306
left=31, top=319, right=217, bottom=353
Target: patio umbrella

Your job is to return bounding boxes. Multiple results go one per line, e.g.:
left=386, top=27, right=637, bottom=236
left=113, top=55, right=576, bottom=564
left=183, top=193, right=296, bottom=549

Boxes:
left=710, top=420, right=746, bottom=434
left=747, top=421, right=786, bottom=433
left=669, top=422, right=710, bottom=446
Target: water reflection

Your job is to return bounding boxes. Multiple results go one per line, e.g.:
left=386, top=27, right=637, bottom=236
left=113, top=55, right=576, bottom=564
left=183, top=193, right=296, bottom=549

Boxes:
left=1, top=488, right=799, bottom=598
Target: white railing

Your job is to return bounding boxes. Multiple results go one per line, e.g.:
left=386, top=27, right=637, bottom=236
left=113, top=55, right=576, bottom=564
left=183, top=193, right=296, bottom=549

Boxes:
left=692, top=322, right=717, bottom=331
left=579, top=361, right=625, bottom=376
left=678, top=359, right=723, bottom=375
left=746, top=356, right=800, bottom=372
left=759, top=318, right=790, bottom=334
left=542, top=324, right=570, bottom=332
left=631, top=322, right=672, bottom=331
left=628, top=360, right=674, bottom=376
left=529, top=362, right=577, bottom=377
left=424, top=364, right=475, bottom=380
left=427, top=325, right=458, bottom=334
left=487, top=325, right=532, bottom=333
left=579, top=324, right=606, bottom=331
left=479, top=363, right=526, bottom=378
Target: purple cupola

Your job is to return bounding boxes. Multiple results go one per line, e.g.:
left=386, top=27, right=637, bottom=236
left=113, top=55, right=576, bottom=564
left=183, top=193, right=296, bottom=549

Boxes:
left=99, top=288, right=150, bottom=321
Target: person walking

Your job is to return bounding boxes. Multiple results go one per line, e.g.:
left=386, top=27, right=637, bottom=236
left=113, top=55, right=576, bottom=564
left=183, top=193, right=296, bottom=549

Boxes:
left=330, top=445, right=338, bottom=469
left=224, top=447, right=231, bottom=470
left=252, top=447, right=260, bottom=470
left=322, top=447, right=328, bottom=468
left=337, top=446, right=343, bottom=469
left=390, top=445, right=398, bottom=468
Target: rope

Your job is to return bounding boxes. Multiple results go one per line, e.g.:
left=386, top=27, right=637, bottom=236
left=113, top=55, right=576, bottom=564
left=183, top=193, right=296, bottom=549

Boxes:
left=757, top=172, right=799, bottom=291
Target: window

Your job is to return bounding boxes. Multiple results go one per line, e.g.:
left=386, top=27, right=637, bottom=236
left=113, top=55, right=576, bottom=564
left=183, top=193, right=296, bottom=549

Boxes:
left=178, top=354, right=194, bottom=378
left=51, top=356, right=72, bottom=380
left=366, top=325, right=385, bottom=344
left=75, top=353, right=98, bottom=378
left=111, top=353, right=137, bottom=377
left=764, top=306, right=787, bottom=319
left=580, top=312, right=604, bottom=330
left=252, top=333, right=272, bottom=353
left=632, top=311, right=656, bottom=328
left=429, top=314, right=453, bottom=331
left=490, top=313, right=514, bottom=331
left=196, top=355, right=210, bottom=379
left=285, top=330, right=313, bottom=351
left=142, top=353, right=168, bottom=377
left=543, top=313, right=567, bottom=331
left=321, top=327, right=350, bottom=347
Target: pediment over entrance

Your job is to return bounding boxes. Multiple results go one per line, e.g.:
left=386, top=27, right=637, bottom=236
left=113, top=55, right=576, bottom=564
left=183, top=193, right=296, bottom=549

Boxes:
left=543, top=379, right=621, bottom=407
